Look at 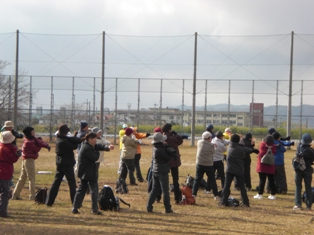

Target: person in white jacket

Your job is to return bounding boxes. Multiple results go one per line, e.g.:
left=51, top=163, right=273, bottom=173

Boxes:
left=211, top=131, right=229, bottom=189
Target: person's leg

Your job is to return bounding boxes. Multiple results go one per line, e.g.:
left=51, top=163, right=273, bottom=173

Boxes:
left=220, top=172, right=233, bottom=206
left=216, top=160, right=225, bottom=188
left=88, top=181, right=99, bottom=213
left=192, top=164, right=204, bottom=196
left=158, top=173, right=172, bottom=212
left=12, top=160, right=27, bottom=198
left=64, top=166, right=77, bottom=204
left=119, top=159, right=128, bottom=180
left=304, top=171, right=313, bottom=209
left=205, top=166, right=218, bottom=197
left=134, top=154, right=144, bottom=181
left=0, top=180, right=10, bottom=217
left=46, top=165, right=64, bottom=206
left=147, top=173, right=158, bottom=211
left=275, top=165, right=287, bottom=193
left=244, top=157, right=252, bottom=190
left=170, top=167, right=180, bottom=203
left=236, top=174, right=250, bottom=206
left=267, top=174, right=276, bottom=196
left=25, top=158, right=36, bottom=200
left=73, top=179, right=88, bottom=210
left=124, top=159, right=136, bottom=184
left=117, top=150, right=123, bottom=174
left=258, top=172, right=267, bottom=195
left=294, top=171, right=303, bottom=207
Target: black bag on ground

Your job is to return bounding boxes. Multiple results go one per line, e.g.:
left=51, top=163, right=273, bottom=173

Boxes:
left=302, top=187, right=314, bottom=203
left=98, top=185, right=131, bottom=211
left=35, top=187, right=48, bottom=204
left=227, top=197, right=240, bottom=207
left=115, top=178, right=128, bottom=194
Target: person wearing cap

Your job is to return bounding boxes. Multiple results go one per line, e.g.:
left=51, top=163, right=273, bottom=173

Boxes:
left=12, top=126, right=51, bottom=200
left=192, top=131, right=219, bottom=200
left=206, top=124, right=215, bottom=138
left=119, top=128, right=139, bottom=185
left=293, top=133, right=314, bottom=210
left=219, top=134, right=257, bottom=207
left=0, top=131, right=21, bottom=218
left=130, top=126, right=150, bottom=182
left=161, top=123, right=184, bottom=204
left=46, top=124, right=80, bottom=207
left=239, top=133, right=258, bottom=191
left=254, top=134, right=277, bottom=200
left=147, top=132, right=174, bottom=213
left=1, top=121, right=24, bottom=146
left=117, top=124, right=128, bottom=174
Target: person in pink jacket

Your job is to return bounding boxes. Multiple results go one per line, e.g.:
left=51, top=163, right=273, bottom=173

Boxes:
left=254, top=134, right=277, bottom=200
left=0, top=131, right=21, bottom=217
left=12, top=126, right=51, bottom=200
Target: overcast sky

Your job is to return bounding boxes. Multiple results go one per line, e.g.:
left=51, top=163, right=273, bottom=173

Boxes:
left=1, top=0, right=314, bottom=110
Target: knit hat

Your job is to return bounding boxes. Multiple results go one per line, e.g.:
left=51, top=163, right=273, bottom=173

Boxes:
left=272, top=132, right=281, bottom=140
left=231, top=134, right=240, bottom=143
left=152, top=132, right=167, bottom=144
left=154, top=127, right=162, bottom=133
left=245, top=132, right=252, bottom=140
left=268, top=127, right=276, bottom=135
left=224, top=128, right=232, bottom=133
left=3, top=121, right=13, bottom=128
left=301, top=133, right=312, bottom=145
left=215, top=131, right=223, bottom=138
left=58, top=124, right=70, bottom=135
left=125, top=128, right=133, bottom=136
left=122, top=124, right=128, bottom=129
left=91, top=127, right=102, bottom=134
left=202, top=131, right=212, bottom=139
left=81, top=122, right=88, bottom=129
left=206, top=124, right=214, bottom=132
left=0, top=131, right=15, bottom=144
left=22, top=126, right=34, bottom=138
left=264, top=134, right=274, bottom=145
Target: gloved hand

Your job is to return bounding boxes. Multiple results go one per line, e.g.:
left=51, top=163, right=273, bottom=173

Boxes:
left=181, top=135, right=189, bottom=140
left=252, top=149, right=259, bottom=154
left=276, top=144, right=281, bottom=148
left=171, top=130, right=177, bottom=135
left=290, top=141, right=295, bottom=146
left=146, top=132, right=151, bottom=137
left=47, top=145, right=51, bottom=152
left=281, top=136, right=290, bottom=141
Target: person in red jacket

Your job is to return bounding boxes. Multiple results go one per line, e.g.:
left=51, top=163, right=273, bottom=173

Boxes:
left=254, top=134, right=277, bottom=200
left=12, top=126, right=51, bottom=200
left=0, top=131, right=21, bottom=218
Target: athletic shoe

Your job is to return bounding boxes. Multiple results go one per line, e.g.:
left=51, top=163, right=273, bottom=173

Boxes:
left=253, top=194, right=263, bottom=199
left=204, top=190, right=211, bottom=194
left=268, top=195, right=276, bottom=200
left=293, top=205, right=302, bottom=210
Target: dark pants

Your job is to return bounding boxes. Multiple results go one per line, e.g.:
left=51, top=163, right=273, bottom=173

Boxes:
left=46, top=165, right=77, bottom=206
left=235, top=157, right=252, bottom=189
left=0, top=179, right=10, bottom=217
left=221, top=172, right=249, bottom=206
left=258, top=172, right=276, bottom=195
left=120, top=158, right=136, bottom=184
left=147, top=172, right=172, bottom=212
left=295, top=169, right=312, bottom=208
left=209, top=160, right=225, bottom=189
left=134, top=154, right=144, bottom=181
left=170, top=167, right=181, bottom=203
left=192, top=164, right=218, bottom=196
left=73, top=179, right=99, bottom=213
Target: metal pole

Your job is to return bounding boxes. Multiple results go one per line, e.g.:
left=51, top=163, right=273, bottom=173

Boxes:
left=137, top=78, right=140, bottom=128
left=299, top=80, right=303, bottom=141
left=228, top=80, right=231, bottom=127
left=275, top=80, right=279, bottom=129
left=204, top=80, right=207, bottom=130
left=191, top=32, right=197, bottom=147
left=250, top=80, right=254, bottom=131
left=50, top=76, right=54, bottom=141
left=100, top=31, right=105, bottom=132
left=114, top=78, right=118, bottom=145
left=181, top=79, right=185, bottom=132
left=287, top=31, right=294, bottom=139
left=8, top=76, right=12, bottom=120
left=14, top=29, right=19, bottom=126
left=71, top=77, right=75, bottom=130
left=159, top=79, right=162, bottom=126
left=93, top=77, right=96, bottom=127
left=29, top=76, right=32, bottom=125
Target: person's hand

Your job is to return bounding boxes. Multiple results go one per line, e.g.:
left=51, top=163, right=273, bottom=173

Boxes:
left=290, top=141, right=295, bottom=146
left=181, top=135, right=189, bottom=140
left=73, top=130, right=78, bottom=136
left=252, top=149, right=259, bottom=154
left=16, top=149, right=22, bottom=157
left=146, top=132, right=151, bottom=137
left=109, top=145, right=114, bottom=150
left=47, top=145, right=51, bottom=152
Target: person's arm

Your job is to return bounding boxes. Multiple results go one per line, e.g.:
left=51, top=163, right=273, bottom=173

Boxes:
left=94, top=143, right=110, bottom=151
left=12, top=130, right=24, bottom=139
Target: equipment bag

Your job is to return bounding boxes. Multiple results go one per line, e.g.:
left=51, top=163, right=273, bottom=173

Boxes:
left=180, top=186, right=196, bottom=205
left=98, top=185, right=131, bottom=211
left=35, top=187, right=48, bottom=204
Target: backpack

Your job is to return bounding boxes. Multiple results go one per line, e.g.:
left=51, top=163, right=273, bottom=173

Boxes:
left=180, top=186, right=196, bottom=205
left=261, top=146, right=274, bottom=165
left=35, top=187, right=48, bottom=204
left=98, top=185, right=131, bottom=211
left=227, top=197, right=240, bottom=207
left=302, top=187, right=314, bottom=203
left=115, top=178, right=128, bottom=194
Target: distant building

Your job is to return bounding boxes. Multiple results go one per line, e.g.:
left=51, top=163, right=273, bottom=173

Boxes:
left=250, top=103, right=264, bottom=127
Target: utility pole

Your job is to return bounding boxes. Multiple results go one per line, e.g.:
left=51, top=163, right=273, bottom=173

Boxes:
left=191, top=32, right=197, bottom=147
left=14, top=29, right=19, bottom=127
left=287, top=31, right=294, bottom=140
left=100, top=31, right=105, bottom=132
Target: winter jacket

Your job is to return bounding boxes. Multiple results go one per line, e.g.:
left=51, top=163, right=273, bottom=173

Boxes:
left=273, top=139, right=286, bottom=165
left=152, top=142, right=173, bottom=174
left=226, top=142, right=246, bottom=175
left=119, top=129, right=125, bottom=150
left=295, top=143, right=314, bottom=172
left=133, top=132, right=148, bottom=154
left=256, top=141, right=276, bottom=174
left=77, top=142, right=99, bottom=181
left=55, top=134, right=78, bottom=167
left=76, top=129, right=88, bottom=153
left=0, top=143, right=19, bottom=180
left=196, top=139, right=215, bottom=166
left=239, top=137, right=255, bottom=162
left=212, top=137, right=227, bottom=162
left=22, top=137, right=49, bottom=160
left=121, top=135, right=138, bottom=159
left=95, top=137, right=110, bottom=163
left=223, top=132, right=231, bottom=155
left=164, top=132, right=183, bottom=168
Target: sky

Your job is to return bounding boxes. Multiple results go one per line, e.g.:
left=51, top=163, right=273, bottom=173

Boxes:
left=1, top=0, right=314, bottom=111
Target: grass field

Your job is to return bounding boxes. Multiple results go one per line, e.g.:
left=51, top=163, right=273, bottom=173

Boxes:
left=1, top=138, right=314, bottom=235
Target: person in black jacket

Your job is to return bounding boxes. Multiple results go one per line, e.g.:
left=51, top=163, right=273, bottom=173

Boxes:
left=46, top=124, right=83, bottom=207
left=147, top=132, right=174, bottom=213
left=72, top=132, right=101, bottom=215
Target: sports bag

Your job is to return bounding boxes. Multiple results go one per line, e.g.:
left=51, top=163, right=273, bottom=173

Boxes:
left=35, top=187, right=48, bottom=204
left=261, top=146, right=274, bottom=165
left=180, top=186, right=196, bottom=205
left=227, top=197, right=240, bottom=207
left=98, top=185, right=130, bottom=211
left=115, top=178, right=128, bottom=194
